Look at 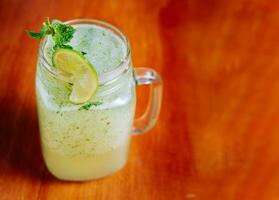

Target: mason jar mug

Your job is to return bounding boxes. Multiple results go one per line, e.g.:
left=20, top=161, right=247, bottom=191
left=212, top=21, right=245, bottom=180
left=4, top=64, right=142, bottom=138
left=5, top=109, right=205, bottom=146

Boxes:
left=36, top=19, right=162, bottom=181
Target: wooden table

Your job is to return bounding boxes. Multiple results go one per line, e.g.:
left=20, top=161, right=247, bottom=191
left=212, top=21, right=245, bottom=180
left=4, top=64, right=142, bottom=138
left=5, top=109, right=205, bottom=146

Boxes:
left=1, top=0, right=279, bottom=199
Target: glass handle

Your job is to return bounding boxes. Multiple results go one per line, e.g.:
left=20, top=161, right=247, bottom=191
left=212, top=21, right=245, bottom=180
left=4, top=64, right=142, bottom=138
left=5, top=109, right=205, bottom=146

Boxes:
left=132, top=67, right=163, bottom=135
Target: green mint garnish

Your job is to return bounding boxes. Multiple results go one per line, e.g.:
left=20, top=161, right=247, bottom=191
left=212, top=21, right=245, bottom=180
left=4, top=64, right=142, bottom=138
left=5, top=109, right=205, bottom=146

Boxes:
left=53, top=44, right=73, bottom=50
left=79, top=101, right=102, bottom=111
left=28, top=30, right=45, bottom=39
left=28, top=18, right=76, bottom=51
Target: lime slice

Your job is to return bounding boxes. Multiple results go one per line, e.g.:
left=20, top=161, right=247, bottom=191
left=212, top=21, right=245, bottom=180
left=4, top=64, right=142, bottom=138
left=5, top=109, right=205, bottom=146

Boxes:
left=53, top=48, right=98, bottom=104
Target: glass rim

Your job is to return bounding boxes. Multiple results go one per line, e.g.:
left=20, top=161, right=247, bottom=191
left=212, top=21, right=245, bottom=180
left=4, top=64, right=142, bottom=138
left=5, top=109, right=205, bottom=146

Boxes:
left=39, top=18, right=131, bottom=86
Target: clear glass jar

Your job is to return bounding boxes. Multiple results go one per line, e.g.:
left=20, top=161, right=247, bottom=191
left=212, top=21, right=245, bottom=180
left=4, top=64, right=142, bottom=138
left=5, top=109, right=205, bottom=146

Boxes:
left=36, top=19, right=162, bottom=181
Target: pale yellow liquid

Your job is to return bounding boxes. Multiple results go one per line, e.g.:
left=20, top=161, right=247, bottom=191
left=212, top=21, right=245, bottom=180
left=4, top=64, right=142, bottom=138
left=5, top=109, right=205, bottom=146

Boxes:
left=37, top=24, right=135, bottom=181
left=42, top=139, right=130, bottom=180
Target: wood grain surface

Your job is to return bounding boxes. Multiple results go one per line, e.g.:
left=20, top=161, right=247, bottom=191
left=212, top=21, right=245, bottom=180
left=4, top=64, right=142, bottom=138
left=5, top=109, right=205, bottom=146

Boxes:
left=1, top=0, right=279, bottom=199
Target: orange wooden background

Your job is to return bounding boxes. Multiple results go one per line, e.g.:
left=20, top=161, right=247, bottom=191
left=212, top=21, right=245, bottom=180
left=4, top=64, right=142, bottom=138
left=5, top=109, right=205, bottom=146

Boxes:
left=1, top=0, right=279, bottom=199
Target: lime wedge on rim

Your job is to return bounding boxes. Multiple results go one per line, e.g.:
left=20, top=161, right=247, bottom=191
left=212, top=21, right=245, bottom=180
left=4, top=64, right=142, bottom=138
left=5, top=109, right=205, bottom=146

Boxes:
left=53, top=48, right=98, bottom=104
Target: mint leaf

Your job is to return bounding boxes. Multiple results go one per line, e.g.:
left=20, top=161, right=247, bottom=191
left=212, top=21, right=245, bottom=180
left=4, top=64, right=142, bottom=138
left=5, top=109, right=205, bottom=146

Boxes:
left=53, top=44, right=73, bottom=50
left=28, top=24, right=48, bottom=39
left=52, top=22, right=75, bottom=46
left=28, top=30, right=45, bottom=39
left=28, top=19, right=51, bottom=40
left=79, top=101, right=102, bottom=111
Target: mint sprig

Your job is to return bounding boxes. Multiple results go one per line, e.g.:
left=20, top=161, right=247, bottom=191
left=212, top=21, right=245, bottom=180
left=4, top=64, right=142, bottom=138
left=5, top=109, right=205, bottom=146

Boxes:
left=28, top=18, right=76, bottom=50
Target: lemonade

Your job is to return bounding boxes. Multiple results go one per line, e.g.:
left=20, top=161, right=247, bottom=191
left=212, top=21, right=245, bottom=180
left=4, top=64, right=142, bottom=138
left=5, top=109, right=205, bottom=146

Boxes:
left=36, top=22, right=136, bottom=180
